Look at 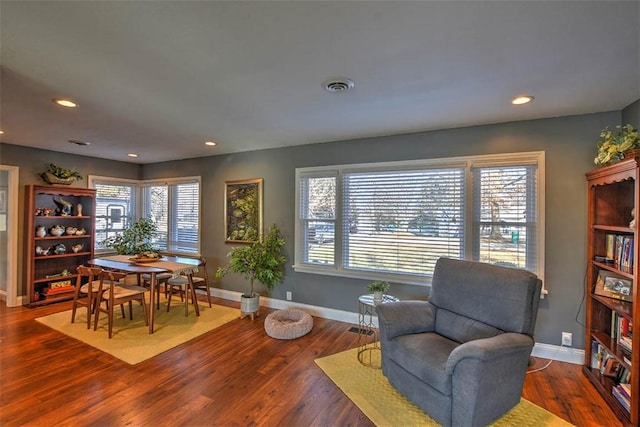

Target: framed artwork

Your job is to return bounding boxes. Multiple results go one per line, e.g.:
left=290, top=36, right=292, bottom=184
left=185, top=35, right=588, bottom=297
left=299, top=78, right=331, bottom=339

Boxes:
left=594, top=270, right=633, bottom=302
left=224, top=178, right=263, bottom=243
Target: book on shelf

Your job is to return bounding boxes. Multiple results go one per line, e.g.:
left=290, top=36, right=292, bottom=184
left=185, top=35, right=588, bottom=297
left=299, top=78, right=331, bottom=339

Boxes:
left=42, top=285, right=75, bottom=295
left=614, top=234, right=634, bottom=274
left=613, top=385, right=631, bottom=413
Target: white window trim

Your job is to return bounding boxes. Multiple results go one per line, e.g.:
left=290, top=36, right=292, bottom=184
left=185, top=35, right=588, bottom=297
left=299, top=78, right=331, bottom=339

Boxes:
left=294, top=151, right=546, bottom=293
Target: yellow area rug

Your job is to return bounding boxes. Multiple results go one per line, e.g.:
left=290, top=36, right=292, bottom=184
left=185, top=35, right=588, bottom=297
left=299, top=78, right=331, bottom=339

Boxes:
left=36, top=299, right=238, bottom=365
left=315, top=347, right=573, bottom=427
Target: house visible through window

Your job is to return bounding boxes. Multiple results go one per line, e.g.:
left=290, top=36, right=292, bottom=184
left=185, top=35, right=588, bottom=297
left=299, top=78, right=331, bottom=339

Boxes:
left=90, top=176, right=201, bottom=255
left=294, top=152, right=544, bottom=285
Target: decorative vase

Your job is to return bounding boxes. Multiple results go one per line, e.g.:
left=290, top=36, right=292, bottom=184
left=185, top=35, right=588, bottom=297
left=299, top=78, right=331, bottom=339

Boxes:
left=36, top=226, right=46, bottom=238
left=373, top=291, right=383, bottom=304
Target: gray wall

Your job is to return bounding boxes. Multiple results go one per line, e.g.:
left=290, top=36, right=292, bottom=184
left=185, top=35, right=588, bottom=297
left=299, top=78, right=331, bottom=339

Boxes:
left=3, top=106, right=639, bottom=349
left=145, top=110, right=621, bottom=349
left=0, top=143, right=141, bottom=295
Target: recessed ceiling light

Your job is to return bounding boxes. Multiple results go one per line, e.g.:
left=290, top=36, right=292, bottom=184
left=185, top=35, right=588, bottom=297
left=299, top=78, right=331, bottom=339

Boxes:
left=52, top=98, right=78, bottom=108
left=512, top=95, right=534, bottom=105
left=127, top=153, right=138, bottom=158
left=205, top=141, right=217, bottom=146
left=0, top=130, right=4, bottom=134
left=322, top=77, right=355, bottom=93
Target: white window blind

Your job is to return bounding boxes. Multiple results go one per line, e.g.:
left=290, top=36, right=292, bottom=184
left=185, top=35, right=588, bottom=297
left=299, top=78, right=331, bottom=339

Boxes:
left=143, top=179, right=200, bottom=254
left=93, top=182, right=137, bottom=251
left=343, top=168, right=464, bottom=277
left=472, top=164, right=537, bottom=272
left=299, top=174, right=336, bottom=266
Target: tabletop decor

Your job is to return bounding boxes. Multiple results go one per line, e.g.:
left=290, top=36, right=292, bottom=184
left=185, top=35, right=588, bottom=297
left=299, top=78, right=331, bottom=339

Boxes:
left=367, top=280, right=390, bottom=303
left=224, top=178, right=263, bottom=243
left=594, top=124, right=640, bottom=166
left=101, top=217, right=159, bottom=255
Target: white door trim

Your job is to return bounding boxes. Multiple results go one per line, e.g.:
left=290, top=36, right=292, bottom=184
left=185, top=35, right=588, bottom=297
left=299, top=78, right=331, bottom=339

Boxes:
left=1, top=165, right=20, bottom=307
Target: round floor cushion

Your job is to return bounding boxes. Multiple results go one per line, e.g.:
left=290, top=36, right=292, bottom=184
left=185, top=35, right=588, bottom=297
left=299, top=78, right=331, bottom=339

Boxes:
left=264, top=309, right=313, bottom=340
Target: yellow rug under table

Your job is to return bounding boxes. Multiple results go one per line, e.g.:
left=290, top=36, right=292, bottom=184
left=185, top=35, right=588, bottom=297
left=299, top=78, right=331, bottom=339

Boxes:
left=36, top=300, right=238, bottom=365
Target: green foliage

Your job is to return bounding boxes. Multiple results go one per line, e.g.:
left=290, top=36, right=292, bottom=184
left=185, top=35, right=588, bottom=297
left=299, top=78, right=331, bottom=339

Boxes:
left=101, top=217, right=159, bottom=255
left=367, top=280, right=390, bottom=293
left=42, top=163, right=83, bottom=180
left=216, top=224, right=286, bottom=296
left=594, top=124, right=640, bottom=166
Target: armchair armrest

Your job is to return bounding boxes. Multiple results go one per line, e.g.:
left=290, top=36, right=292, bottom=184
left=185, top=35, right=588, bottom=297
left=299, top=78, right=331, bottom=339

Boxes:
left=445, top=332, right=534, bottom=374
left=376, top=300, right=436, bottom=341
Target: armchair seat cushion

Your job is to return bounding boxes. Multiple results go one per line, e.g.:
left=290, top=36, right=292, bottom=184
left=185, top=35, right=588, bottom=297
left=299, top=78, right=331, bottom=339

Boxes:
left=390, top=333, right=459, bottom=395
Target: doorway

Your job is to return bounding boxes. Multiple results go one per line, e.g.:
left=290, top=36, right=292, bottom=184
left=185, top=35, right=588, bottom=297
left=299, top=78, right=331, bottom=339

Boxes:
left=0, top=165, right=19, bottom=306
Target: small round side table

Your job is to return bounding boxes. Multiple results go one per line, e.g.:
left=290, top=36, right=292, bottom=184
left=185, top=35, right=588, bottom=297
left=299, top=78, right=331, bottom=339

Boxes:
left=357, top=293, right=399, bottom=368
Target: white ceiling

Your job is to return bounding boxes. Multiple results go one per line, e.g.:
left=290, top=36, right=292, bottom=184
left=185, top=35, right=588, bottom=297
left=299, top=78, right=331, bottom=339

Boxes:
left=1, top=1, right=638, bottom=164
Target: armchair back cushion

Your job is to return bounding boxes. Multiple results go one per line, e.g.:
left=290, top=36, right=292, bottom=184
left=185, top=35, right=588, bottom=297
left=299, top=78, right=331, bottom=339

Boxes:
left=430, top=257, right=541, bottom=338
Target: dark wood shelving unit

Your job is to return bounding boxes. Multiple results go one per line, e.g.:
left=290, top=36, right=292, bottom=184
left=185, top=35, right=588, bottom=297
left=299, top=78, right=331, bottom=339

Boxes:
left=584, top=158, right=640, bottom=426
left=24, top=185, right=96, bottom=307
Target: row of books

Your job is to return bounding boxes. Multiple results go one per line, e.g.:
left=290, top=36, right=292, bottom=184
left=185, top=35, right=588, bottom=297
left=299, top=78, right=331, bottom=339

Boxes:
left=606, top=234, right=634, bottom=274
left=613, top=383, right=631, bottom=413
left=612, top=313, right=633, bottom=361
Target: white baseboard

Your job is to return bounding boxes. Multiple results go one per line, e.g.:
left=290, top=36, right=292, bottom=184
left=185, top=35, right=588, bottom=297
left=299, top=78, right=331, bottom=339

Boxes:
left=532, top=342, right=584, bottom=365
left=209, top=288, right=585, bottom=364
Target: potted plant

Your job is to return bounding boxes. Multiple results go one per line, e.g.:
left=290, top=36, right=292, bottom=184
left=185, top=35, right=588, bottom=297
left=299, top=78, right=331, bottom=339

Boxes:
left=367, top=280, right=390, bottom=303
left=40, top=163, right=84, bottom=185
left=216, top=224, right=286, bottom=319
left=594, top=124, right=640, bottom=166
left=101, top=217, right=159, bottom=256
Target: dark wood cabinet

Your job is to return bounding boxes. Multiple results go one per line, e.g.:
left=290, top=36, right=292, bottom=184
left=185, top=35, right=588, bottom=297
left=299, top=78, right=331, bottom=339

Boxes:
left=24, top=185, right=95, bottom=307
left=584, top=158, right=640, bottom=426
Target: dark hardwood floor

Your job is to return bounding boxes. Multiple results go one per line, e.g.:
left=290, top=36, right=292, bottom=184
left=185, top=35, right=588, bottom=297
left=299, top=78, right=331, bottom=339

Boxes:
left=0, top=296, right=619, bottom=426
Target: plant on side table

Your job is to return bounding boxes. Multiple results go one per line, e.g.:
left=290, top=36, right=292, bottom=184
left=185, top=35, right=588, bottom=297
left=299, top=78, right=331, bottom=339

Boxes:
left=101, top=217, right=159, bottom=256
left=367, top=280, right=390, bottom=303
left=216, top=224, right=286, bottom=320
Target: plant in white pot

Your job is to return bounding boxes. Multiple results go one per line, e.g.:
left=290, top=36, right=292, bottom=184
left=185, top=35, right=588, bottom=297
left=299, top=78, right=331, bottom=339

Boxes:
left=216, top=224, right=286, bottom=319
left=367, top=280, right=390, bottom=304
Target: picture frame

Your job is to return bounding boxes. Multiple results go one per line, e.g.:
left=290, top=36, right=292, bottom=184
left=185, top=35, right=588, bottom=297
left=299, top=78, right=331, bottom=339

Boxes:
left=594, top=270, right=633, bottom=302
left=224, top=178, right=263, bottom=243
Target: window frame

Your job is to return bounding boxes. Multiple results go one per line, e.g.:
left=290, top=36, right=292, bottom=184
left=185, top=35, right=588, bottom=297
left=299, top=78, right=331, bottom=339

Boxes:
left=89, top=175, right=202, bottom=255
left=294, top=151, right=545, bottom=288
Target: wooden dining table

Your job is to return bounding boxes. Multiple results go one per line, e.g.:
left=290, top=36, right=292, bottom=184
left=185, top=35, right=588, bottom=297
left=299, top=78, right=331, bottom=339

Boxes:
left=88, top=254, right=201, bottom=334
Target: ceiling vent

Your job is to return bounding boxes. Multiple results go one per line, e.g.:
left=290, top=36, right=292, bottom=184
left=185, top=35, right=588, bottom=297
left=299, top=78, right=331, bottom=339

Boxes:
left=323, top=78, right=355, bottom=93
left=69, top=139, right=90, bottom=146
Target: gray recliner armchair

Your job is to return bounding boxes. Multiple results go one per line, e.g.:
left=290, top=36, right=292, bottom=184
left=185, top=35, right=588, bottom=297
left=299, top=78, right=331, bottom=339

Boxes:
left=376, top=257, right=542, bottom=427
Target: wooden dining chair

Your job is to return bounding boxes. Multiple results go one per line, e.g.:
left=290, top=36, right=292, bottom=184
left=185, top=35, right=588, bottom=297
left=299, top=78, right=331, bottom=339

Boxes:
left=71, top=265, right=103, bottom=329
left=165, top=255, right=211, bottom=315
left=93, top=270, right=149, bottom=338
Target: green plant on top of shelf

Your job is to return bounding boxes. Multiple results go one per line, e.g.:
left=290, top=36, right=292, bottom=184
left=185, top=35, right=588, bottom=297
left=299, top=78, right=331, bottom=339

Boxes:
left=594, top=124, right=640, bottom=166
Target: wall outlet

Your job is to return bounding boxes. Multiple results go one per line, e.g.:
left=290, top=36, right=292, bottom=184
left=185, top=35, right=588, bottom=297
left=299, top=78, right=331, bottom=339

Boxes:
left=286, top=291, right=292, bottom=301
left=562, top=332, right=572, bottom=347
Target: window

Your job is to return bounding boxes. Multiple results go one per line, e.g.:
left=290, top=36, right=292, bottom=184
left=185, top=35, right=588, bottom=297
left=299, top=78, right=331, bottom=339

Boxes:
left=92, top=179, right=139, bottom=250
left=294, top=152, right=544, bottom=285
left=90, top=176, right=201, bottom=254
left=142, top=179, right=200, bottom=254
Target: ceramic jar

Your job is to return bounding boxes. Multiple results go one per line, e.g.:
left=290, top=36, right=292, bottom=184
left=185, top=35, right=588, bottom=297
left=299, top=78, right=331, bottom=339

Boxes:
left=36, top=226, right=47, bottom=238
left=49, top=225, right=64, bottom=236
